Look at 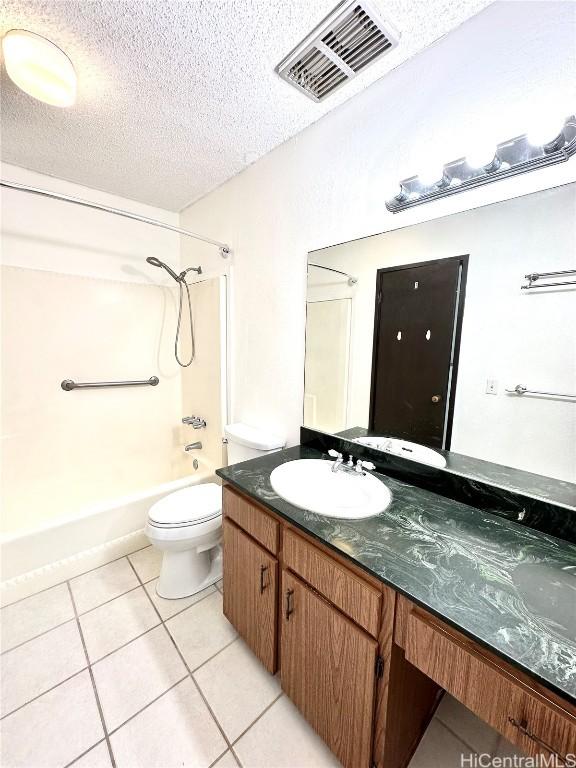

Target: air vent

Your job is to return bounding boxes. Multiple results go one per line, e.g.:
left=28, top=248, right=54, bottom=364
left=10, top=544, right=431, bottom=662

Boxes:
left=276, top=0, right=399, bottom=102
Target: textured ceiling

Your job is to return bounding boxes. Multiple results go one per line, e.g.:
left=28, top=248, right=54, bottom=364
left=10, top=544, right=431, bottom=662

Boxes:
left=0, top=0, right=492, bottom=211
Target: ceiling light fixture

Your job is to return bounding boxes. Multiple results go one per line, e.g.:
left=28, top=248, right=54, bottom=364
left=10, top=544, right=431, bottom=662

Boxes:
left=386, top=115, right=576, bottom=213
left=2, top=29, right=77, bottom=107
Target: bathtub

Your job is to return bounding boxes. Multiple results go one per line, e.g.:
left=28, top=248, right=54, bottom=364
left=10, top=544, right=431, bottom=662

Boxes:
left=1, top=468, right=216, bottom=604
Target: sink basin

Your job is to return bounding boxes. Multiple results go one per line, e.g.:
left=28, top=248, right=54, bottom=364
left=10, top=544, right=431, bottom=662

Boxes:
left=354, top=436, right=447, bottom=469
left=270, top=459, right=391, bottom=519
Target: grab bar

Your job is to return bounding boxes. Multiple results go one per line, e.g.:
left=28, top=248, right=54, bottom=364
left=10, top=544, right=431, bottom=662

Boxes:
left=505, top=384, right=576, bottom=399
left=61, top=377, right=159, bottom=391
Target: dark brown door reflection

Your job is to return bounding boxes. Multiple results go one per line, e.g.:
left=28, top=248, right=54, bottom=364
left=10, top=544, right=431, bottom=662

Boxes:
left=369, top=256, right=467, bottom=449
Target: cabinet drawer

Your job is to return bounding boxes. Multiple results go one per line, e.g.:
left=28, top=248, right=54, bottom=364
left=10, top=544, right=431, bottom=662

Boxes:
left=283, top=529, right=381, bottom=637
left=223, top=486, right=279, bottom=554
left=404, top=608, right=576, bottom=763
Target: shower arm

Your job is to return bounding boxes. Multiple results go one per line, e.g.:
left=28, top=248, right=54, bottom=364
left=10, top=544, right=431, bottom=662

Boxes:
left=179, top=266, right=203, bottom=281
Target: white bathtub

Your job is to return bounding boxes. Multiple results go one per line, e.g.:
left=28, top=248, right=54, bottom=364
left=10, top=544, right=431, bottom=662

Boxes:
left=1, top=469, right=217, bottom=604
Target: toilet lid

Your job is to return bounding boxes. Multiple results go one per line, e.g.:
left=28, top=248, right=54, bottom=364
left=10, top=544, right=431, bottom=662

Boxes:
left=149, top=483, right=222, bottom=527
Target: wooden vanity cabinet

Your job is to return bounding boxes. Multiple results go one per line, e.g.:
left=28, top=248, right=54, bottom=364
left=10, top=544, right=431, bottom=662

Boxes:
left=222, top=484, right=576, bottom=768
left=222, top=518, right=278, bottom=673
left=396, top=596, right=576, bottom=765
left=280, top=569, right=378, bottom=768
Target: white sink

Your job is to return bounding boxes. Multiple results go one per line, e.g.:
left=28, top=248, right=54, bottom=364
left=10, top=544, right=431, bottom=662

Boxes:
left=270, top=459, right=391, bottom=520
left=354, top=436, right=447, bottom=469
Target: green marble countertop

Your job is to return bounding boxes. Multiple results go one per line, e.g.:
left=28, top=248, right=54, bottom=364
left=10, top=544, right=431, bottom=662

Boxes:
left=216, top=444, right=576, bottom=705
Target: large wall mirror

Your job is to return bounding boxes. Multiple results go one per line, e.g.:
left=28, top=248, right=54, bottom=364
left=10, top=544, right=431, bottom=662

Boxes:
left=304, top=184, right=576, bottom=483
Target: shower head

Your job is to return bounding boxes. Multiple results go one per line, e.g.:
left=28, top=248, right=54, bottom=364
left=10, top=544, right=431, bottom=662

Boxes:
left=146, top=257, right=202, bottom=282
left=146, top=257, right=180, bottom=282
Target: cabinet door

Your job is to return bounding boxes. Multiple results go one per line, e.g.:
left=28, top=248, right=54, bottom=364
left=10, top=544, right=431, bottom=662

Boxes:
left=223, top=518, right=278, bottom=673
left=281, top=570, right=378, bottom=768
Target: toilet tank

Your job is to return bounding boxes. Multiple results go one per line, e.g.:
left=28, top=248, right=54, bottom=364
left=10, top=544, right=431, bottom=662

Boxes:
left=224, top=423, right=285, bottom=465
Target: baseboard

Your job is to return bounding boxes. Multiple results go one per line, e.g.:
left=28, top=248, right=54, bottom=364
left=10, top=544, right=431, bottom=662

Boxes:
left=1, top=529, right=149, bottom=607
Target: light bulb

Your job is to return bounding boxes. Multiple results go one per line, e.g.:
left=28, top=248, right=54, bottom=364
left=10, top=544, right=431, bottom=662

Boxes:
left=466, top=143, right=496, bottom=169
left=526, top=115, right=564, bottom=147
left=417, top=163, right=442, bottom=187
left=2, top=29, right=76, bottom=107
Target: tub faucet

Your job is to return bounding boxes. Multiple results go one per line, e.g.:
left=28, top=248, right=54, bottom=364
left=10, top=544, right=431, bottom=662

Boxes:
left=185, top=442, right=202, bottom=451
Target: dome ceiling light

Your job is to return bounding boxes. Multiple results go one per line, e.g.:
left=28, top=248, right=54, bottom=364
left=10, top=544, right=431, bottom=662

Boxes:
left=2, top=29, right=77, bottom=107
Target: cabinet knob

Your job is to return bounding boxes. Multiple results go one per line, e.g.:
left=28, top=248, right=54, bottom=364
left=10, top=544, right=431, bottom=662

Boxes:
left=431, top=395, right=441, bottom=403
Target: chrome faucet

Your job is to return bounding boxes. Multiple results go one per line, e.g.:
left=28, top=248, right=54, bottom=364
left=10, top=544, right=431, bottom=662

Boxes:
left=328, top=449, right=375, bottom=476
left=182, top=416, right=206, bottom=429
left=185, top=441, right=202, bottom=451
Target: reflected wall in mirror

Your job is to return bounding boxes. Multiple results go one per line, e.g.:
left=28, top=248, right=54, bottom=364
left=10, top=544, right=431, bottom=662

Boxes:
left=305, top=184, right=576, bottom=482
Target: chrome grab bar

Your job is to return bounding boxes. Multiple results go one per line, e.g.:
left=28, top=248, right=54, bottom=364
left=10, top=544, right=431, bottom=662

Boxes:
left=61, top=377, right=159, bottom=391
left=505, top=384, right=575, bottom=399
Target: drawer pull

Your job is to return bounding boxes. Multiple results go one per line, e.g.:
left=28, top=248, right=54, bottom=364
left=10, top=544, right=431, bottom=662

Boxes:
left=285, top=588, right=294, bottom=620
left=508, top=717, right=568, bottom=764
left=259, top=564, right=268, bottom=594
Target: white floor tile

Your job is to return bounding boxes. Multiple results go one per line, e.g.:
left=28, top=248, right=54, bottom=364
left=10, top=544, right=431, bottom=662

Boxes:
left=436, top=694, right=500, bottom=754
left=212, top=751, right=239, bottom=768
left=1, top=620, right=86, bottom=716
left=110, top=678, right=227, bottom=768
left=0, top=670, right=104, bottom=768
left=408, top=719, right=473, bottom=768
left=80, top=587, right=160, bottom=662
left=166, top=591, right=236, bottom=671
left=234, top=696, right=341, bottom=768
left=71, top=741, right=112, bottom=767
left=194, top=638, right=281, bottom=742
left=1, top=583, right=74, bottom=652
left=128, top=546, right=163, bottom=583
left=70, top=559, right=139, bottom=614
left=92, top=625, right=187, bottom=731
left=144, top=578, right=215, bottom=620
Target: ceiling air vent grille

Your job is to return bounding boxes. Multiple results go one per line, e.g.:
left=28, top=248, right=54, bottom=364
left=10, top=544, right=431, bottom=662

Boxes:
left=276, top=0, right=399, bottom=102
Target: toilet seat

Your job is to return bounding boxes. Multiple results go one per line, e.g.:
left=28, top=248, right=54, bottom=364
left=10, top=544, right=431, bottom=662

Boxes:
left=148, top=483, right=222, bottom=529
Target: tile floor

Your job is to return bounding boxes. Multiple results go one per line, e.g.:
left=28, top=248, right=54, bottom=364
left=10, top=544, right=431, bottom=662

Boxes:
left=0, top=545, right=522, bottom=768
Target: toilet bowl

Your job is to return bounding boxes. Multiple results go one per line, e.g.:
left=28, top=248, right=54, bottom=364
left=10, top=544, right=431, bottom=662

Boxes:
left=145, top=483, right=223, bottom=599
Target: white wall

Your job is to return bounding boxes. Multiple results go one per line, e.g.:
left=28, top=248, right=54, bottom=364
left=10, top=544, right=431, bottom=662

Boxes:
left=178, top=0, right=576, bottom=455
left=1, top=164, right=181, bottom=284
left=308, top=185, right=576, bottom=481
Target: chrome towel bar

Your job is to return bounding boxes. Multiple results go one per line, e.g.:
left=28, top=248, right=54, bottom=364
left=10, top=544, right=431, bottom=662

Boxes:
left=505, top=384, right=575, bottom=399
left=61, top=377, right=159, bottom=391
left=522, top=269, right=576, bottom=289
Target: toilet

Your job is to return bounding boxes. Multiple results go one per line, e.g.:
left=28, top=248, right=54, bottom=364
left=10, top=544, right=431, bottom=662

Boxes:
left=146, top=422, right=285, bottom=599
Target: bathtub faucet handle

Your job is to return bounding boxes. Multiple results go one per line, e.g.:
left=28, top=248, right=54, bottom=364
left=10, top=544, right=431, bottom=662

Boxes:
left=182, top=416, right=207, bottom=429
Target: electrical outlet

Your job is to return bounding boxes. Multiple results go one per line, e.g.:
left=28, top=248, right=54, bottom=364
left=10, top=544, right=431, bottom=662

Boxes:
left=486, top=379, right=498, bottom=395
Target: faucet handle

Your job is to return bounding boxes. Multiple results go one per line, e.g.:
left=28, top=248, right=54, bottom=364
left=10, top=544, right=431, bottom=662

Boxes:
left=328, top=449, right=342, bottom=459
left=356, top=459, right=375, bottom=473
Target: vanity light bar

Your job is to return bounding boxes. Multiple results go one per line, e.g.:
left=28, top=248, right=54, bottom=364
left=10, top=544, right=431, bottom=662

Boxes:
left=386, top=115, right=576, bottom=213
